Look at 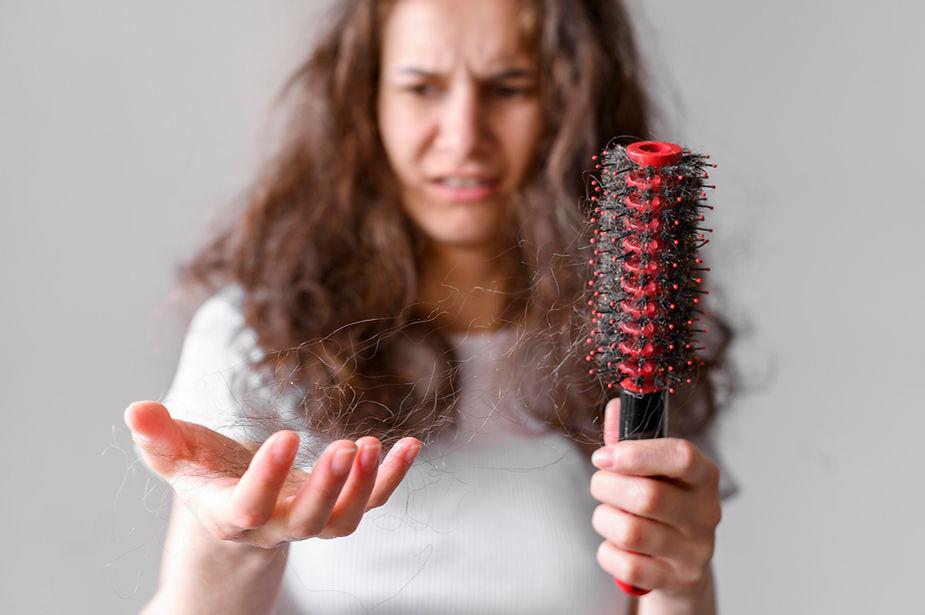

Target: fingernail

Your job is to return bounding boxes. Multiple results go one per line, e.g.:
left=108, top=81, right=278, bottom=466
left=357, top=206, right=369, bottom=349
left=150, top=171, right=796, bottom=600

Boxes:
left=591, top=448, right=614, bottom=469
left=402, top=440, right=420, bottom=465
left=272, top=434, right=294, bottom=464
left=360, top=442, right=381, bottom=473
left=331, top=447, right=355, bottom=476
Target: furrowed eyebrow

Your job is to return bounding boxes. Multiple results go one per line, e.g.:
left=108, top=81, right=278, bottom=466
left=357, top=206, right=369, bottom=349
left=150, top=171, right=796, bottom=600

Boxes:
left=487, top=68, right=535, bottom=80
left=396, top=68, right=438, bottom=78
left=396, top=66, right=536, bottom=80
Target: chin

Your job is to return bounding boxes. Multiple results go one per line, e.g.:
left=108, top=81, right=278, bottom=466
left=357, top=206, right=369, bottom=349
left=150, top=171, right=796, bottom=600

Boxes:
left=412, top=210, right=502, bottom=248
left=402, top=190, right=514, bottom=249
left=425, top=228, right=500, bottom=249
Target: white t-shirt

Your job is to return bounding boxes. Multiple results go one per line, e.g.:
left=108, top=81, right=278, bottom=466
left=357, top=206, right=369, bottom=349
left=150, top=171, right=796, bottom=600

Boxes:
left=162, top=286, right=737, bottom=614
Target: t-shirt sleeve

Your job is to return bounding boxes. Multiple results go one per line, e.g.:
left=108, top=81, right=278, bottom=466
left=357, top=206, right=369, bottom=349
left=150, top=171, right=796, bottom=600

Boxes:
left=160, top=285, right=325, bottom=466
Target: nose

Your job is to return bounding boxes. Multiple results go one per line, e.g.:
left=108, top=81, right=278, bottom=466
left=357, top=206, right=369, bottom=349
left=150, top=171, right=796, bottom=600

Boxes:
left=435, top=82, right=485, bottom=161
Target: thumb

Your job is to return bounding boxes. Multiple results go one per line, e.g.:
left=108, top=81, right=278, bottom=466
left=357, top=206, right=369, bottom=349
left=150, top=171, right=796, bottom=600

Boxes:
left=124, top=401, right=189, bottom=474
left=603, top=397, right=621, bottom=447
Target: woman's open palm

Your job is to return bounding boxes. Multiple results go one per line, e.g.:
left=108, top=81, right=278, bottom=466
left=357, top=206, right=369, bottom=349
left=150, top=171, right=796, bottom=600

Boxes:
left=124, top=401, right=420, bottom=550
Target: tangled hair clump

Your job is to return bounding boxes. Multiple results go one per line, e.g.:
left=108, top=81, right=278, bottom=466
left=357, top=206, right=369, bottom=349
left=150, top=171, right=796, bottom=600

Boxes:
left=175, top=0, right=735, bottom=451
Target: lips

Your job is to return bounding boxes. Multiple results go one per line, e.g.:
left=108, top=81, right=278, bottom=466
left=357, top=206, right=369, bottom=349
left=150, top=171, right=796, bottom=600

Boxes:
left=435, top=177, right=494, bottom=188
left=429, top=175, right=500, bottom=202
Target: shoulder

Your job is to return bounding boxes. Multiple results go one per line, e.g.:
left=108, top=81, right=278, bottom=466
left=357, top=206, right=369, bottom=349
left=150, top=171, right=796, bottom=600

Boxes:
left=185, top=284, right=251, bottom=349
left=169, top=285, right=263, bottom=391
left=162, top=285, right=327, bottom=463
left=161, top=285, right=267, bottom=441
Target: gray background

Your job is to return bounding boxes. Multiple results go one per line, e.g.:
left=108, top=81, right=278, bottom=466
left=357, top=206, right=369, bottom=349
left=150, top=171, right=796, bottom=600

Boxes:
left=1, top=1, right=922, bottom=613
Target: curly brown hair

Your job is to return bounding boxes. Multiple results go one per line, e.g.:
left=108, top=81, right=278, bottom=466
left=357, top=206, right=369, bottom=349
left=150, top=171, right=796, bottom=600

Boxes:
left=174, top=0, right=735, bottom=453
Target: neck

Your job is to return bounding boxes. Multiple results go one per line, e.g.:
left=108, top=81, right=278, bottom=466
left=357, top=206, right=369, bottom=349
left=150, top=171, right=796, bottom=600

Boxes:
left=416, top=240, right=519, bottom=334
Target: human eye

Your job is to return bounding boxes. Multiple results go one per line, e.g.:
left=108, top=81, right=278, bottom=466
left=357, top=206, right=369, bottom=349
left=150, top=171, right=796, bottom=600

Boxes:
left=490, top=81, right=535, bottom=99
left=402, top=82, right=440, bottom=98
left=495, top=85, right=525, bottom=98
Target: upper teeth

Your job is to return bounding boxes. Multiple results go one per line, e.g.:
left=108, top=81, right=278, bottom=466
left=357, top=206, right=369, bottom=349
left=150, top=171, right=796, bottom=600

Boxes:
left=441, top=177, right=488, bottom=188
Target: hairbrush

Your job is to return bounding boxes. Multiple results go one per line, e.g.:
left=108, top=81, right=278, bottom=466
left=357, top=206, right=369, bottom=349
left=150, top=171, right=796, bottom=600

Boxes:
left=585, top=140, right=714, bottom=596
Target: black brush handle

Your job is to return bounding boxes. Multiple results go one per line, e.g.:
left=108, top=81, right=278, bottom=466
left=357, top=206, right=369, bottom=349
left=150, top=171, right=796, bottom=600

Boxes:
left=618, top=389, right=668, bottom=440
left=612, top=389, right=668, bottom=596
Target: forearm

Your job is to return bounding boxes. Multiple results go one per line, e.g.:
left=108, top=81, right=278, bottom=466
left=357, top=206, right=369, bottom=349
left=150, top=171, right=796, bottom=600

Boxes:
left=145, top=545, right=288, bottom=614
left=143, top=500, right=290, bottom=614
left=637, top=563, right=716, bottom=615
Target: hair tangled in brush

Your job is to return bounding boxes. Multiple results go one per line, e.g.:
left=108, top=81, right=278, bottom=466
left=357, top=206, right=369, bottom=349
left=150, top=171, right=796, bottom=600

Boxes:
left=586, top=141, right=717, bottom=398
left=172, top=0, right=735, bottom=451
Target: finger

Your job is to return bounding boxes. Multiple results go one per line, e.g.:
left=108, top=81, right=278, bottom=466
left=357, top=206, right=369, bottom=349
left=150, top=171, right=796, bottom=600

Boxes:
left=321, top=436, right=381, bottom=537
left=365, top=438, right=421, bottom=510
left=590, top=470, right=691, bottom=528
left=592, top=438, right=711, bottom=486
left=125, top=401, right=255, bottom=476
left=225, top=431, right=299, bottom=531
left=124, top=400, right=185, bottom=452
left=123, top=401, right=189, bottom=475
left=591, top=504, right=685, bottom=561
left=603, top=398, right=621, bottom=447
left=596, top=540, right=671, bottom=593
left=285, top=441, right=357, bottom=538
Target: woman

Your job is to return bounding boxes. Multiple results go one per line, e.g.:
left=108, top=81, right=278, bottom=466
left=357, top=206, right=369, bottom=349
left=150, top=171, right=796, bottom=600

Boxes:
left=125, top=0, right=736, bottom=612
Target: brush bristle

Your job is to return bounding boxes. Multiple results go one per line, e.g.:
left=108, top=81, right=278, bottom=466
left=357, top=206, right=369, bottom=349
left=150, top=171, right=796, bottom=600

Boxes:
left=584, top=141, right=715, bottom=395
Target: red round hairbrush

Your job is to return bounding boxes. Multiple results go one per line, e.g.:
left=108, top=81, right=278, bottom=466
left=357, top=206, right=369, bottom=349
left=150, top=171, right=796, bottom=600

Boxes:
left=585, top=140, right=715, bottom=596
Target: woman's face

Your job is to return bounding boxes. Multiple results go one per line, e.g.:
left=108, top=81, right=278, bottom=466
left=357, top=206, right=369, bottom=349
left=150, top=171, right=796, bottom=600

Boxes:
left=377, top=0, right=543, bottom=250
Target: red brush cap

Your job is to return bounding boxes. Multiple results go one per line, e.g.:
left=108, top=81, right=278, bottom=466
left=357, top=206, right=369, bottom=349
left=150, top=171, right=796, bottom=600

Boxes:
left=626, top=141, right=683, bottom=167
left=614, top=578, right=651, bottom=596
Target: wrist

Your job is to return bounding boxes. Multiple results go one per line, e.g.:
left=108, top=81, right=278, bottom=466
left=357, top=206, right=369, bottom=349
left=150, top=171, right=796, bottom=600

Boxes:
left=229, top=539, right=290, bottom=568
left=638, top=565, right=716, bottom=615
